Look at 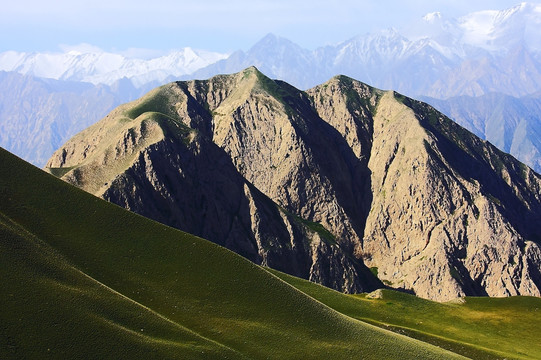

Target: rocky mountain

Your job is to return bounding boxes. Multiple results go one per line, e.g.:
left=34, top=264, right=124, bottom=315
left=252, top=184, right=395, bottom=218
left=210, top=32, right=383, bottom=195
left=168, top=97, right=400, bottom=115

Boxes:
left=423, top=92, right=541, bottom=173
left=47, top=67, right=541, bottom=301
left=45, top=68, right=383, bottom=294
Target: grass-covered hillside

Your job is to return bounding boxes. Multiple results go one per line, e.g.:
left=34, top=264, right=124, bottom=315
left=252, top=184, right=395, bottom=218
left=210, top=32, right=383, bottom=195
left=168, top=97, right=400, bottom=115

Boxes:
left=270, top=269, right=541, bottom=360
left=0, top=146, right=465, bottom=359
left=1, top=145, right=537, bottom=359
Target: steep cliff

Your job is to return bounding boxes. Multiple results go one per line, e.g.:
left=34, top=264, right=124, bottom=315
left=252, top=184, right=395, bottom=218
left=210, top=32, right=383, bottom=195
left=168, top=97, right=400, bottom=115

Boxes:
left=47, top=67, right=541, bottom=300
left=46, top=68, right=381, bottom=293
left=307, top=78, right=541, bottom=300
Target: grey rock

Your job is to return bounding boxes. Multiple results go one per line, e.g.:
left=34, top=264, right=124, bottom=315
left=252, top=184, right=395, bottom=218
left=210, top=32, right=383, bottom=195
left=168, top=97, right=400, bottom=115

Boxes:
left=47, top=68, right=541, bottom=301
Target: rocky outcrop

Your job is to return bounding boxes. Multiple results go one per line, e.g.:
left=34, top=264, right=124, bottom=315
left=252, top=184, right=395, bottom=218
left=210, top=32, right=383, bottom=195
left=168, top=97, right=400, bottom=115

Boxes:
left=358, top=92, right=541, bottom=300
left=47, top=67, right=541, bottom=301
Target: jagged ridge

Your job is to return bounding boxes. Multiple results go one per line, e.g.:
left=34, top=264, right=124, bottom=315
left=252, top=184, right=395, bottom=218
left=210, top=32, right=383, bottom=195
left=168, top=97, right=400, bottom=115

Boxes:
left=47, top=67, right=541, bottom=300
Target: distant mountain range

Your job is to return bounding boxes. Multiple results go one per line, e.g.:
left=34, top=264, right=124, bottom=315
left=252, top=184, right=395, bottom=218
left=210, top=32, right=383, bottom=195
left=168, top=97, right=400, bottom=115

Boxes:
left=3, top=3, right=540, bottom=95
left=46, top=67, right=541, bottom=301
left=189, top=2, right=541, bottom=97
left=1, top=2, right=541, bottom=173
left=0, top=71, right=143, bottom=166
left=0, top=47, right=227, bottom=87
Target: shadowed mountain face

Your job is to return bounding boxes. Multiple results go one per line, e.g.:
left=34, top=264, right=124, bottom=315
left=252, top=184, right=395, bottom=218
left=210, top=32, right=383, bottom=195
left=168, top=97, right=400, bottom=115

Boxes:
left=47, top=67, right=541, bottom=301
left=422, top=92, right=541, bottom=174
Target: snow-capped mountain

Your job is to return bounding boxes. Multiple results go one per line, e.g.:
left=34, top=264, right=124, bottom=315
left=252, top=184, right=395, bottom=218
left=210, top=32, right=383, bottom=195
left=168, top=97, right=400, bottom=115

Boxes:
left=190, top=3, right=541, bottom=97
left=403, top=2, right=541, bottom=54
left=2, top=3, right=539, bottom=94
left=0, top=47, right=228, bottom=87
left=458, top=2, right=541, bottom=53
left=2, top=2, right=541, bottom=174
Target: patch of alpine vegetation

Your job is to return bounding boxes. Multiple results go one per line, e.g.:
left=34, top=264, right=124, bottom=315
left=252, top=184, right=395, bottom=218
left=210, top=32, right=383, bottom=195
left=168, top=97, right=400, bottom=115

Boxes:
left=48, top=67, right=541, bottom=301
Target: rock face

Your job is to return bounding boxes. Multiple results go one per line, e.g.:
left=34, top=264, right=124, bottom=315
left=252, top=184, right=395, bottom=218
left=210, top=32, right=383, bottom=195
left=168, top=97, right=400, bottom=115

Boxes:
left=422, top=92, right=541, bottom=174
left=47, top=67, right=541, bottom=301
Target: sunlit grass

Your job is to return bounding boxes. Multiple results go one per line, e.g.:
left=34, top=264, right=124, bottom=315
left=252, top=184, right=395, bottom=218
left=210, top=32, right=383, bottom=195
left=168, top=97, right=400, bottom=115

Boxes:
left=269, top=268, right=541, bottom=360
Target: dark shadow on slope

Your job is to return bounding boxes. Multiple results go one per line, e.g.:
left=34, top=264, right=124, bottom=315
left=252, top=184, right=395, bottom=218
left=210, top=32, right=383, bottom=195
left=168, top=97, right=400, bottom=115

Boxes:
left=171, top=72, right=380, bottom=291
left=103, top=126, right=381, bottom=293
left=271, top=79, right=375, bottom=253
left=403, top=96, right=541, bottom=245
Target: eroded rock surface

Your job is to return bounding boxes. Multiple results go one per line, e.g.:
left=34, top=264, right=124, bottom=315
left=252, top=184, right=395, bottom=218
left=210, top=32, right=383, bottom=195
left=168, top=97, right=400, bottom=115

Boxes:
left=47, top=67, right=541, bottom=300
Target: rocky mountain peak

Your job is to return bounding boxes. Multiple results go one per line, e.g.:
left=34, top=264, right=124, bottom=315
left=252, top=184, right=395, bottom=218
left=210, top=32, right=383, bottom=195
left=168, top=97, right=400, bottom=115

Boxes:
left=47, top=68, right=541, bottom=301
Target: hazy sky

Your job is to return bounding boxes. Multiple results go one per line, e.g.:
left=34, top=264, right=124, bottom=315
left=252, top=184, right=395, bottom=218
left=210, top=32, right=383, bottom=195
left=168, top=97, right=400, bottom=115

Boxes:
left=1, top=0, right=538, bottom=54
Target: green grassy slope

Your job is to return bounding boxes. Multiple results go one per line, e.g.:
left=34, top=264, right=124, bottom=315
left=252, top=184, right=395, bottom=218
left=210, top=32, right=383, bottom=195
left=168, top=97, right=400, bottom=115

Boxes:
left=0, top=213, right=240, bottom=360
left=0, top=146, right=465, bottom=359
left=269, top=269, right=541, bottom=360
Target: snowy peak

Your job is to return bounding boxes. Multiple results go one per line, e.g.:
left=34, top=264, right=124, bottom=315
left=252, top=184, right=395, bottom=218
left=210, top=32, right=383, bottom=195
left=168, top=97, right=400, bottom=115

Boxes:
left=343, top=29, right=410, bottom=60
left=190, top=2, right=541, bottom=94
left=404, top=12, right=462, bottom=55
left=423, top=12, right=443, bottom=22
left=457, top=2, right=541, bottom=51
left=0, top=47, right=228, bottom=87
left=408, top=11, right=458, bottom=36
left=402, top=2, right=541, bottom=54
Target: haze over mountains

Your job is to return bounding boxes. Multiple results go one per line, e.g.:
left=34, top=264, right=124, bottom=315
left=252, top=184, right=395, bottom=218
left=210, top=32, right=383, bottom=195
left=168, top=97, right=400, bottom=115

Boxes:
left=424, top=92, right=541, bottom=174
left=190, top=2, right=541, bottom=97
left=0, top=72, right=142, bottom=166
left=2, top=3, right=541, bottom=174
left=3, top=3, right=541, bottom=358
left=47, top=67, right=541, bottom=301
left=3, top=3, right=541, bottom=94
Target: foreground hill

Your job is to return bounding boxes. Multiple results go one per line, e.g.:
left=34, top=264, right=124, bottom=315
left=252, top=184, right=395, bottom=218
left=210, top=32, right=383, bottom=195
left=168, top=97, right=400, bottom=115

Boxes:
left=47, top=67, right=541, bottom=301
left=1, top=147, right=468, bottom=359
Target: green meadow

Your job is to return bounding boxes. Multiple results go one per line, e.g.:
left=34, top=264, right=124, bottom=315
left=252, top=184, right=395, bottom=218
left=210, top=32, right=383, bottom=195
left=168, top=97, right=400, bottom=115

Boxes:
left=0, top=146, right=536, bottom=359
left=269, top=269, right=541, bottom=360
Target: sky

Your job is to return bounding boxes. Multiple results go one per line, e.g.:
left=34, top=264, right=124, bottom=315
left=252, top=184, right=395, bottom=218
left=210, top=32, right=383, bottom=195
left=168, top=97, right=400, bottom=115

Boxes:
left=1, top=0, right=538, bottom=55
